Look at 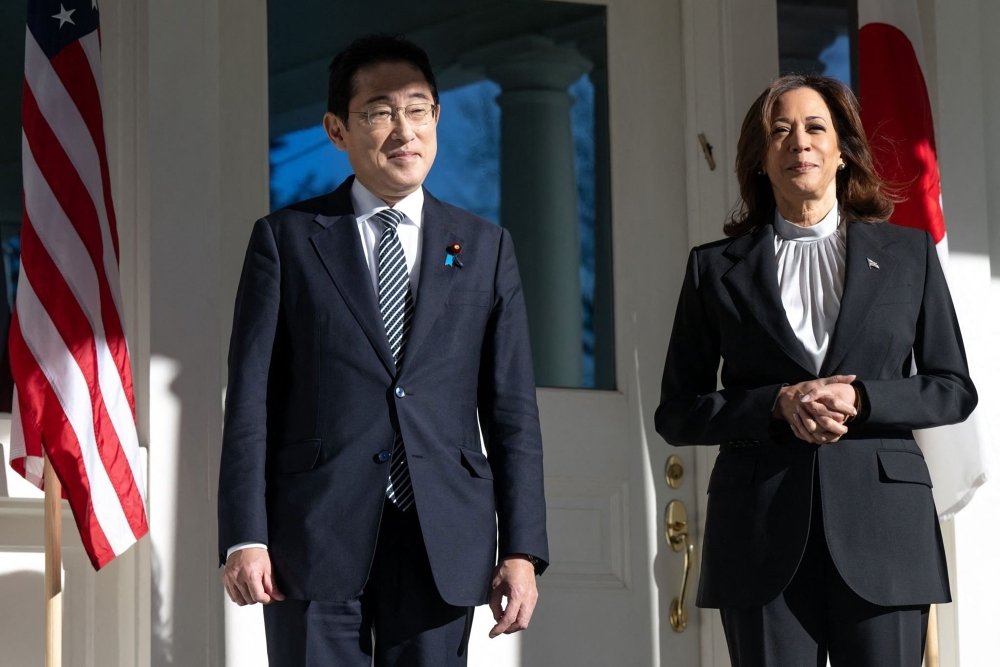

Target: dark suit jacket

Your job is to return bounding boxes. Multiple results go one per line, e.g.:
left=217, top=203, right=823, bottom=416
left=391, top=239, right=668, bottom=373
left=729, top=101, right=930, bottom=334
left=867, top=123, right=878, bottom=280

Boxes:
left=218, top=178, right=548, bottom=607
left=655, top=220, right=977, bottom=609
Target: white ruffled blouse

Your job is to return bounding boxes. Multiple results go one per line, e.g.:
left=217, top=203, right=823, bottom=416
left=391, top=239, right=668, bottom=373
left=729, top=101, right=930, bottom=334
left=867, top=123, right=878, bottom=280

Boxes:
left=773, top=207, right=847, bottom=375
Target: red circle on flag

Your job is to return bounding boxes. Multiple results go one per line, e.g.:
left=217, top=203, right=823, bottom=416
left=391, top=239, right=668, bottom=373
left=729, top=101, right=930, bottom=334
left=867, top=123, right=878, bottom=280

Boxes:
left=858, top=23, right=945, bottom=243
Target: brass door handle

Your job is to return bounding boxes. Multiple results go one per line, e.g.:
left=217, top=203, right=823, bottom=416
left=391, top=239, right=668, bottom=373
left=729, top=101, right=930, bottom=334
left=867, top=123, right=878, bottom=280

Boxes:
left=664, top=499, right=693, bottom=632
left=671, top=539, right=694, bottom=632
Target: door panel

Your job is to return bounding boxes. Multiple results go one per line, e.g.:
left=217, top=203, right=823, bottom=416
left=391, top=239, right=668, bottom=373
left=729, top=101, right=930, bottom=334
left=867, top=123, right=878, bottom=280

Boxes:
left=464, top=0, right=708, bottom=663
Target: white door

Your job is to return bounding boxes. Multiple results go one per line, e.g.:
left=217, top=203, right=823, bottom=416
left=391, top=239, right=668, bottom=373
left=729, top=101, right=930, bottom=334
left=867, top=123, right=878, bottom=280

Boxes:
left=463, top=0, right=780, bottom=665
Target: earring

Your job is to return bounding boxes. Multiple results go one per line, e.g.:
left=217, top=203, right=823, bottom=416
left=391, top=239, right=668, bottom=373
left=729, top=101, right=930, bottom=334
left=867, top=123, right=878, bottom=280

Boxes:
left=837, top=162, right=846, bottom=171
left=757, top=169, right=766, bottom=176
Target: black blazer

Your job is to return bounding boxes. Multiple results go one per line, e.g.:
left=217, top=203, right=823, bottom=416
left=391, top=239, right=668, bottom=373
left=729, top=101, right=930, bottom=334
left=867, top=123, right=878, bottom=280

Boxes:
left=218, top=178, right=548, bottom=606
left=655, top=220, right=976, bottom=609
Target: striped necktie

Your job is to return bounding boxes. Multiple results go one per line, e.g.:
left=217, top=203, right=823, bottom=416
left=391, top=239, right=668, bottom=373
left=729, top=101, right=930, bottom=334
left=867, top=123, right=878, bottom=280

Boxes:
left=374, top=208, right=414, bottom=511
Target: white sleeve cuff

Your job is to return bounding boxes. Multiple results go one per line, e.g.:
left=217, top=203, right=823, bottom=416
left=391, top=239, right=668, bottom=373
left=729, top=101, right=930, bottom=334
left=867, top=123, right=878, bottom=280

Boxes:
left=225, top=542, right=268, bottom=560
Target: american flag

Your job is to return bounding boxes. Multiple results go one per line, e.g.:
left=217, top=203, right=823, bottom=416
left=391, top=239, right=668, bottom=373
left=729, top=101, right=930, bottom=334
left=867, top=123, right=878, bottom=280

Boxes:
left=858, top=0, right=991, bottom=519
left=8, top=0, right=148, bottom=569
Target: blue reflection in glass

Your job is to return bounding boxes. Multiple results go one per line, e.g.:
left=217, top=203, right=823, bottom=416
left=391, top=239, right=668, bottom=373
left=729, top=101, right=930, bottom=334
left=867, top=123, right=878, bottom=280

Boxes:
left=269, top=75, right=598, bottom=387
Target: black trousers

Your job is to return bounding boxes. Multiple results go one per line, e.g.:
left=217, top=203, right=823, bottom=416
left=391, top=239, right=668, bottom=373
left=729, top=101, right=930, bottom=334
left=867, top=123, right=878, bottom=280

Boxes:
left=719, top=480, right=929, bottom=667
left=263, top=501, right=474, bottom=667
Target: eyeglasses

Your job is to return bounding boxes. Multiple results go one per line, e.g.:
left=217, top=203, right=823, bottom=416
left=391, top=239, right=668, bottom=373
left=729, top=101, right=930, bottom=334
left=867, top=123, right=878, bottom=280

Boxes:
left=348, top=103, right=438, bottom=128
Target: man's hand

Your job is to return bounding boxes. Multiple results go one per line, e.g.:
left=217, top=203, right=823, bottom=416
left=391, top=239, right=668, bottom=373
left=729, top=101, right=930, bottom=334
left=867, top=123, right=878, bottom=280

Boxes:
left=488, top=555, right=538, bottom=638
left=773, top=375, right=858, bottom=444
left=222, top=547, right=285, bottom=606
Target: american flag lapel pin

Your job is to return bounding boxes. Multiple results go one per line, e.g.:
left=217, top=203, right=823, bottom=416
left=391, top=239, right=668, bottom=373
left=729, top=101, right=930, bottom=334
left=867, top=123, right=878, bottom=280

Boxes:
left=867, top=257, right=880, bottom=270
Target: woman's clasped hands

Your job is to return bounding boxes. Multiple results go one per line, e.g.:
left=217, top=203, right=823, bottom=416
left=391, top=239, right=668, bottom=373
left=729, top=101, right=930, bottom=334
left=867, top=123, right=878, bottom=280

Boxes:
left=773, top=374, right=858, bottom=444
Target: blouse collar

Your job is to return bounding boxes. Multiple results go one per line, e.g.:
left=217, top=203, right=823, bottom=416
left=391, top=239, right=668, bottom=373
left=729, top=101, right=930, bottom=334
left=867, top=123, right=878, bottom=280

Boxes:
left=774, top=206, right=840, bottom=241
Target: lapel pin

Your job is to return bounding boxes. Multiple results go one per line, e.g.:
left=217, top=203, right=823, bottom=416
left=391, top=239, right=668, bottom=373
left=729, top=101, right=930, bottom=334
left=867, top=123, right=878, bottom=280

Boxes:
left=867, top=257, right=880, bottom=270
left=445, top=242, right=463, bottom=268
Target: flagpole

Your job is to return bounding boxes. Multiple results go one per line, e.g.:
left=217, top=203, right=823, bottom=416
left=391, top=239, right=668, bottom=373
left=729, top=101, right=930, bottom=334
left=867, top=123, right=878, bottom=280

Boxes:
left=924, top=604, right=939, bottom=667
left=44, top=456, right=63, bottom=667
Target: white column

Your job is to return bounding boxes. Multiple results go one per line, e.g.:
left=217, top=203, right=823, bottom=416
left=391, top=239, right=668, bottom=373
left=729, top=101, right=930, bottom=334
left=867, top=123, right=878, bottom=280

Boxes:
left=144, top=0, right=269, bottom=665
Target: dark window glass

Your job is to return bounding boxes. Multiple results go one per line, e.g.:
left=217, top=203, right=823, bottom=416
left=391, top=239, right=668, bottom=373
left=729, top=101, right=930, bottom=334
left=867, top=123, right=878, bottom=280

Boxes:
left=777, top=0, right=856, bottom=85
left=0, top=3, right=26, bottom=412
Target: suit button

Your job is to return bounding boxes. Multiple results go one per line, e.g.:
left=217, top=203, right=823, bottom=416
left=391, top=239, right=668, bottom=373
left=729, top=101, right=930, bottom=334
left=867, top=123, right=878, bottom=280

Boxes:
left=376, top=449, right=391, bottom=463
left=395, top=386, right=406, bottom=398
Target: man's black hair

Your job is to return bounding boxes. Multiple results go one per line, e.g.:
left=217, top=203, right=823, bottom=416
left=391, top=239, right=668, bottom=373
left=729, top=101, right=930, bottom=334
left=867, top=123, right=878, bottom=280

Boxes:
left=327, top=34, right=439, bottom=121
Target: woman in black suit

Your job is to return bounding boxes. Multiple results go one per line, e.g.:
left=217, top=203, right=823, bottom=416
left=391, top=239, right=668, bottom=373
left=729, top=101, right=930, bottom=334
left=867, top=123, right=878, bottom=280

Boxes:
left=655, top=74, right=977, bottom=666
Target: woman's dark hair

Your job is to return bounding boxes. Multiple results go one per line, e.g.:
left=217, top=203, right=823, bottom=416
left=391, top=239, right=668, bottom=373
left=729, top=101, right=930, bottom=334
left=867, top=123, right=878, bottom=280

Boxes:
left=327, top=34, right=439, bottom=122
left=726, top=74, right=895, bottom=237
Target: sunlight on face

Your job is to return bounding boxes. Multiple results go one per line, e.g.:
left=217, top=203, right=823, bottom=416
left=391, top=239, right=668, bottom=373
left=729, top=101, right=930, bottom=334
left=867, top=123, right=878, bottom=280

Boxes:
left=764, top=87, right=843, bottom=222
left=323, top=61, right=439, bottom=205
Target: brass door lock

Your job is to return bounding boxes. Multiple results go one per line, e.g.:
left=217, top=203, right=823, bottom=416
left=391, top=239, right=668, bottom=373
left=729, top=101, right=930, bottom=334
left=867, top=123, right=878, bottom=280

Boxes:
left=664, top=454, right=684, bottom=489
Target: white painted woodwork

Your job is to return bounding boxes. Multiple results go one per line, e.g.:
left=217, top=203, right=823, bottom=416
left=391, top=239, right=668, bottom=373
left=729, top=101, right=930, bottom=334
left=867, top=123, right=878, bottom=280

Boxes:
left=3, top=1, right=998, bottom=666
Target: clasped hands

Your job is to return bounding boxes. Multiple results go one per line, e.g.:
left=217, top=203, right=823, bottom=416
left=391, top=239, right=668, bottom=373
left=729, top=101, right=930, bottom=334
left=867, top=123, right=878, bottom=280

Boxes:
left=772, top=374, right=858, bottom=445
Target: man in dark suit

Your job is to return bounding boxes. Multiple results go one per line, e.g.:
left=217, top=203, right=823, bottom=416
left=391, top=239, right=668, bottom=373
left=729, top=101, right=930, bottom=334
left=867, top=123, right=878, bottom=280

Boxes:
left=218, top=34, right=548, bottom=666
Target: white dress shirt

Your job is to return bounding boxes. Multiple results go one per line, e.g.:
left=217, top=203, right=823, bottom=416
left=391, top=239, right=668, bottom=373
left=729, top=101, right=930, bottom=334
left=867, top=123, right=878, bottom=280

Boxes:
left=773, top=207, right=847, bottom=375
left=351, top=179, right=424, bottom=296
left=226, top=180, right=426, bottom=560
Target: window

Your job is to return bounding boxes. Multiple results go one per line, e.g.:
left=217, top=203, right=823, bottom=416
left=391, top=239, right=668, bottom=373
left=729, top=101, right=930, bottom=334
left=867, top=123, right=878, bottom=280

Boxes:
left=267, top=2, right=613, bottom=389
left=777, top=0, right=856, bottom=85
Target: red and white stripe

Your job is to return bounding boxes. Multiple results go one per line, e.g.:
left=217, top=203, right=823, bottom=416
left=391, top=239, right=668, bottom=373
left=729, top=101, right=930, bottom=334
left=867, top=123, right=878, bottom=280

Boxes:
left=10, top=15, right=147, bottom=569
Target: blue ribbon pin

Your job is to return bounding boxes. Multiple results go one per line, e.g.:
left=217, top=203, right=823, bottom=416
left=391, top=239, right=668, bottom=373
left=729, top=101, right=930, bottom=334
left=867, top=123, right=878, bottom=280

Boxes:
left=445, top=243, right=463, bottom=268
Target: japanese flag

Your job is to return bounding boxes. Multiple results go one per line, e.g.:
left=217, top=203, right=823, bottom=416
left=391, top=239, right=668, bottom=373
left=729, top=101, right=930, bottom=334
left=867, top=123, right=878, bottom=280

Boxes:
left=858, top=0, right=990, bottom=518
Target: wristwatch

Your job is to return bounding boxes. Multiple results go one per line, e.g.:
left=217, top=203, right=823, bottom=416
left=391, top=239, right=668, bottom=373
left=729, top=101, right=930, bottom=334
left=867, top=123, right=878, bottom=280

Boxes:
left=523, top=554, right=542, bottom=575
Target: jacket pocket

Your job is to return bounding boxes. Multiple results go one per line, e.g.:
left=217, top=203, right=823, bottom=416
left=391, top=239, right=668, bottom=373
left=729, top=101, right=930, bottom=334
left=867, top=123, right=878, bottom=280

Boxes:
left=877, top=449, right=933, bottom=487
left=707, top=454, right=756, bottom=493
left=460, top=448, right=494, bottom=480
left=273, top=438, right=322, bottom=474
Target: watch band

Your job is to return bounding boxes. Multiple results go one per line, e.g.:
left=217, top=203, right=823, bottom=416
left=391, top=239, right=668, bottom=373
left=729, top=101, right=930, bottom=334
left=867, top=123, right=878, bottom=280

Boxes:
left=524, top=554, right=541, bottom=574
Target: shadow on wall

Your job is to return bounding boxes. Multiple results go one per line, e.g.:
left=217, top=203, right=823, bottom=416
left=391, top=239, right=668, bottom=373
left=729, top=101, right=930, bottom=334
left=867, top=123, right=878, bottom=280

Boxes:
left=1, top=442, right=9, bottom=496
left=0, top=570, right=45, bottom=666
left=146, top=348, right=228, bottom=666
